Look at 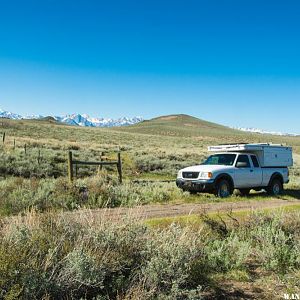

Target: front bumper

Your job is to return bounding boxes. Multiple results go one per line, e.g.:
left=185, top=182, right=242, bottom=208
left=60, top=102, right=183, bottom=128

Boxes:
left=176, top=178, right=215, bottom=193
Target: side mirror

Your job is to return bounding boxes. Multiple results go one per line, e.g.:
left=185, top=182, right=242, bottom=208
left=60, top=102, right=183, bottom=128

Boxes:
left=236, top=162, right=248, bottom=168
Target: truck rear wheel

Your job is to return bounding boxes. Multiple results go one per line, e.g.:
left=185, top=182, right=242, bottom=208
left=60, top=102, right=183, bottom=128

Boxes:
left=215, top=179, right=233, bottom=198
left=267, top=178, right=283, bottom=196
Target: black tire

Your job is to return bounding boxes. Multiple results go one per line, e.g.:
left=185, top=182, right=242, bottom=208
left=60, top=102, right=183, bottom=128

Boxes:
left=267, top=178, right=283, bottom=196
left=215, top=179, right=233, bottom=198
left=237, top=189, right=251, bottom=196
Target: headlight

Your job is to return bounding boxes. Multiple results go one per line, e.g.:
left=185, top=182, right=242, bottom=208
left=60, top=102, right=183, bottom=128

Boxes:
left=177, top=171, right=182, bottom=178
left=199, top=172, right=213, bottom=179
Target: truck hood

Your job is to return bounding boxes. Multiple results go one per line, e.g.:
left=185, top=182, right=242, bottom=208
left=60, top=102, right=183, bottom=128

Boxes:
left=180, top=165, right=233, bottom=173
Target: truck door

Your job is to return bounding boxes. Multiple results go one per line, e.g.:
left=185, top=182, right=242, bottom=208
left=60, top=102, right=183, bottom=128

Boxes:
left=250, top=155, right=263, bottom=186
left=234, top=154, right=258, bottom=188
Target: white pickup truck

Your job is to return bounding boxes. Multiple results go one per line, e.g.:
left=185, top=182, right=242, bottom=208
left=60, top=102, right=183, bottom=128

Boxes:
left=176, top=143, right=293, bottom=197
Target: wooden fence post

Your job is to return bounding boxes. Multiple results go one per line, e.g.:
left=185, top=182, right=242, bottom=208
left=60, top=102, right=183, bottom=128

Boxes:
left=68, top=151, right=74, bottom=182
left=97, top=152, right=103, bottom=174
left=24, top=144, right=27, bottom=155
left=2, top=132, right=5, bottom=144
left=13, top=139, right=16, bottom=150
left=117, top=152, right=122, bottom=184
left=37, top=149, right=41, bottom=164
left=67, top=151, right=121, bottom=181
left=100, top=151, right=103, bottom=171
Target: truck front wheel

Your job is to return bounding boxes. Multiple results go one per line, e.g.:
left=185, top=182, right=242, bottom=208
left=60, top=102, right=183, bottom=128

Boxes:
left=267, top=178, right=283, bottom=196
left=215, top=179, right=233, bottom=198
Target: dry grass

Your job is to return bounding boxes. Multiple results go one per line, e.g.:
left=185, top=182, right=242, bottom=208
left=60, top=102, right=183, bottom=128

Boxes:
left=0, top=209, right=299, bottom=299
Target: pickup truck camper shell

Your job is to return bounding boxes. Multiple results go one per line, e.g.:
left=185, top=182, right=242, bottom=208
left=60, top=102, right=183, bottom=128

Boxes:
left=208, top=143, right=293, bottom=167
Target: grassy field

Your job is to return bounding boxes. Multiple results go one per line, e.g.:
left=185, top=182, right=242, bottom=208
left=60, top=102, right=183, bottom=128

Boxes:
left=0, top=114, right=299, bottom=215
left=0, top=114, right=299, bottom=299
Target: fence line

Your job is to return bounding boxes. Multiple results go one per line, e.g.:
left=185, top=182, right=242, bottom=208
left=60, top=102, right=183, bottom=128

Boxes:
left=132, top=179, right=175, bottom=184
left=1, top=139, right=175, bottom=184
left=67, top=150, right=122, bottom=183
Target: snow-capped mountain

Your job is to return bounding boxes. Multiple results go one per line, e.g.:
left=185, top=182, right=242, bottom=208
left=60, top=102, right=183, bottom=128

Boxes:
left=53, top=114, right=143, bottom=127
left=234, top=127, right=300, bottom=137
left=0, top=109, right=143, bottom=127
left=0, top=109, right=22, bottom=120
left=24, top=114, right=44, bottom=120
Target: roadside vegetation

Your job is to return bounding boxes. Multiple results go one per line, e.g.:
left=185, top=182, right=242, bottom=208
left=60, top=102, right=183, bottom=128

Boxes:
left=0, top=173, right=299, bottom=217
left=0, top=210, right=299, bottom=299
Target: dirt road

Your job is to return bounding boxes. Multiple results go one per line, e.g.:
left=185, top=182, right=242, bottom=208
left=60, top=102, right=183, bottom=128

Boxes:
left=69, top=198, right=299, bottom=222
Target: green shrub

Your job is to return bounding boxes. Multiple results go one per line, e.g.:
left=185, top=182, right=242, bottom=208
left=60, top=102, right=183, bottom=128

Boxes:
left=141, top=224, right=203, bottom=299
left=247, top=213, right=300, bottom=273
left=0, top=213, right=204, bottom=299
left=203, top=232, right=251, bottom=272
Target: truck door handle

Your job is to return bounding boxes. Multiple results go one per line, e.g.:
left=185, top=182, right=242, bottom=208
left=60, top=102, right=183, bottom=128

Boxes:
left=250, top=170, right=253, bottom=172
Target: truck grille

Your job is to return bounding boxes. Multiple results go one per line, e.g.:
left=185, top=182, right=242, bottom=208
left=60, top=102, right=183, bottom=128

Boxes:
left=182, top=172, right=199, bottom=179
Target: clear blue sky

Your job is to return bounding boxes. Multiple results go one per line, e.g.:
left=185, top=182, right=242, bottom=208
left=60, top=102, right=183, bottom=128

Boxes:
left=0, top=0, right=300, bottom=133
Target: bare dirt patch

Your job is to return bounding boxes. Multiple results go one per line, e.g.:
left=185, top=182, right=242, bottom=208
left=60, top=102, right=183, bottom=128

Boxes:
left=158, top=116, right=178, bottom=121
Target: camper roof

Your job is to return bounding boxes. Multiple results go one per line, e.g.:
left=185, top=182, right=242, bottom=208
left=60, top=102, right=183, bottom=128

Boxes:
left=208, top=143, right=287, bottom=152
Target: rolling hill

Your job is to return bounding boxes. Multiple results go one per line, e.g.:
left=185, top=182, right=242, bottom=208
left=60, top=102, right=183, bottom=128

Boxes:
left=110, top=114, right=300, bottom=155
left=113, top=114, right=300, bottom=144
left=113, top=114, right=243, bottom=137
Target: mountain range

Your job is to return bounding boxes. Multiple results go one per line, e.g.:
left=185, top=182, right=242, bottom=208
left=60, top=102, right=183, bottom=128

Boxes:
left=0, top=109, right=143, bottom=127
left=0, top=108, right=299, bottom=136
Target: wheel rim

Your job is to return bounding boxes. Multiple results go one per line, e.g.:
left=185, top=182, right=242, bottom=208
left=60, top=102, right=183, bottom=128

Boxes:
left=220, top=183, right=229, bottom=197
left=273, top=183, right=280, bottom=195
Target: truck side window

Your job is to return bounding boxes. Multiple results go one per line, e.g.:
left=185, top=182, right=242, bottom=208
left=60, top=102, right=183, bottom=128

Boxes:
left=236, top=155, right=250, bottom=168
left=251, top=155, right=260, bottom=168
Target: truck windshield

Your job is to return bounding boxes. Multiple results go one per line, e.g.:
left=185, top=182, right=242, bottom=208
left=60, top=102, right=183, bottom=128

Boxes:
left=202, top=154, right=237, bottom=166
